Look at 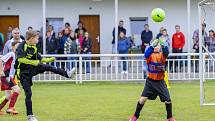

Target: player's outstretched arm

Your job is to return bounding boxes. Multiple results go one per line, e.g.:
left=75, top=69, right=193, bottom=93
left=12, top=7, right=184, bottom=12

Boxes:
left=18, top=58, right=40, bottom=66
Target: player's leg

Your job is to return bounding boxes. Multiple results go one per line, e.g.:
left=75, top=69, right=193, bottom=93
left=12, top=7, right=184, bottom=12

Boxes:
left=0, top=90, right=11, bottom=115
left=6, top=78, right=20, bottom=115
left=20, top=75, right=37, bottom=121
left=157, top=80, right=176, bottom=121
left=0, top=80, right=6, bottom=105
left=129, top=78, right=156, bottom=121
left=129, top=96, right=148, bottom=121
left=32, top=64, right=76, bottom=78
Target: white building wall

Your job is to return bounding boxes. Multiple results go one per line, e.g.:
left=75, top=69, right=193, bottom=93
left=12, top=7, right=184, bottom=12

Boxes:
left=0, top=0, right=211, bottom=54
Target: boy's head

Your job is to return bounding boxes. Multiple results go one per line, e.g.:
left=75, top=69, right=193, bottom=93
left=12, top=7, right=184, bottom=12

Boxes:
left=26, top=30, right=39, bottom=45
left=209, top=30, right=214, bottom=37
left=162, top=29, right=167, bottom=36
left=119, top=31, right=125, bottom=38
left=11, top=41, right=20, bottom=52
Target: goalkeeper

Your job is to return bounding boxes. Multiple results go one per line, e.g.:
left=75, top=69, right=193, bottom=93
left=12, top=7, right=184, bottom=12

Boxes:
left=15, top=30, right=75, bottom=121
left=129, top=39, right=176, bottom=121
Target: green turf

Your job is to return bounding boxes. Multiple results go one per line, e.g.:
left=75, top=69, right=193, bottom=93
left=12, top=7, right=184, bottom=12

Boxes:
left=0, top=81, right=215, bottom=121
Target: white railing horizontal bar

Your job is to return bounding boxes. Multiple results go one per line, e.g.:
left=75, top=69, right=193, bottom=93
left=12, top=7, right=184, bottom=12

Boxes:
left=41, top=53, right=202, bottom=58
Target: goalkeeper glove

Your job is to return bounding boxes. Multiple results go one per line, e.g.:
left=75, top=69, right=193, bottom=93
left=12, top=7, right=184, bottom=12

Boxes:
left=41, top=57, right=55, bottom=63
left=159, top=39, right=168, bottom=47
left=151, top=39, right=159, bottom=47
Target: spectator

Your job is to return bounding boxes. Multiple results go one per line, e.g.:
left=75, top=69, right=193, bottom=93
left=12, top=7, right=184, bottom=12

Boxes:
left=159, top=29, right=170, bottom=47
left=46, top=31, right=58, bottom=54
left=82, top=32, right=92, bottom=73
left=172, top=25, right=185, bottom=53
left=6, top=25, right=13, bottom=41
left=28, top=26, right=33, bottom=31
left=64, top=31, right=80, bottom=70
left=3, top=27, right=24, bottom=55
left=141, top=24, right=153, bottom=53
left=172, top=25, right=185, bottom=72
left=75, top=21, right=87, bottom=36
left=118, top=31, right=130, bottom=74
left=57, top=32, right=63, bottom=54
left=36, top=30, right=43, bottom=54
left=206, top=30, right=215, bottom=52
left=0, top=32, right=4, bottom=54
left=206, top=30, right=215, bottom=71
left=112, top=20, right=126, bottom=53
left=59, top=28, right=70, bottom=69
left=192, top=23, right=208, bottom=72
left=47, top=25, right=56, bottom=37
left=193, top=23, right=208, bottom=53
left=77, top=29, right=85, bottom=52
left=59, top=28, right=70, bottom=54
left=156, top=27, right=164, bottom=39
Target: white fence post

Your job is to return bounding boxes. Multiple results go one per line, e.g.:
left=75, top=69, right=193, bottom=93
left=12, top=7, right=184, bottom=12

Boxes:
left=79, top=55, right=83, bottom=84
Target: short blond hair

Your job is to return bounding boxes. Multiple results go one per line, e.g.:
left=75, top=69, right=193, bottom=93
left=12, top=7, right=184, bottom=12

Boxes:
left=26, top=30, right=39, bottom=40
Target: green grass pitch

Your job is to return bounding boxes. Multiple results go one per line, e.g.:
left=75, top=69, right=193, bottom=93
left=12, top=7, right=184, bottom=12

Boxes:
left=0, top=81, right=215, bottom=121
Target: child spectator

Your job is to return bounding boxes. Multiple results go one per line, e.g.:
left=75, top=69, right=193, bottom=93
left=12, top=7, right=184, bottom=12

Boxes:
left=118, top=31, right=130, bottom=74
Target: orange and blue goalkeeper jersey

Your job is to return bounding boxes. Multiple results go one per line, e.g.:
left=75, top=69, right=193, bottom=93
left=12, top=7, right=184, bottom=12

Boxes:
left=144, top=46, right=169, bottom=81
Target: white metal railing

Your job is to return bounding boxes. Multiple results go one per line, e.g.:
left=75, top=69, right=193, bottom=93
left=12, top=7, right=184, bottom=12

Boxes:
left=31, top=53, right=215, bottom=83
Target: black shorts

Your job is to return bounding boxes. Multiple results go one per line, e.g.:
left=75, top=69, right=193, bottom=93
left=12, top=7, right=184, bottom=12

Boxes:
left=141, top=78, right=171, bottom=102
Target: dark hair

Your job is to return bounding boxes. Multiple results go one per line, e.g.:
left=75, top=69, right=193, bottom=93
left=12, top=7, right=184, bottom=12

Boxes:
left=144, top=24, right=149, bottom=27
left=162, top=29, right=167, bottom=32
left=209, top=29, right=214, bottom=33
left=65, top=22, right=70, bottom=27
left=119, top=20, right=124, bottom=23
left=77, top=21, right=83, bottom=25
left=28, top=26, right=33, bottom=30
left=11, top=41, right=20, bottom=46
left=175, top=25, right=180, bottom=28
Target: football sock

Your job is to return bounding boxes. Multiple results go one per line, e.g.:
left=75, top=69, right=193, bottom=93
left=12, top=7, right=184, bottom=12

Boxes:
left=165, top=102, right=173, bottom=119
left=134, top=101, right=144, bottom=119
left=9, top=92, right=19, bottom=108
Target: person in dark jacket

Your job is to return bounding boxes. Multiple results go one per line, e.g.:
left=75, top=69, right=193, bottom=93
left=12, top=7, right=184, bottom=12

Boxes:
left=75, top=21, right=87, bottom=36
left=36, top=30, right=43, bottom=54
left=46, top=31, right=58, bottom=54
left=118, top=31, right=130, bottom=74
left=46, top=31, right=58, bottom=66
left=141, top=24, right=153, bottom=53
left=82, top=32, right=92, bottom=73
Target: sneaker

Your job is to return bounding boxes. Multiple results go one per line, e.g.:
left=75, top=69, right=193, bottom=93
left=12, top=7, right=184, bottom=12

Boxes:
left=6, top=107, right=19, bottom=115
left=129, top=116, right=137, bottom=121
left=0, top=110, right=5, bottom=115
left=27, top=115, right=38, bottom=121
left=121, top=71, right=125, bottom=74
left=167, top=117, right=176, bottom=121
left=124, top=71, right=128, bottom=74
left=67, top=68, right=76, bottom=78
left=0, top=96, right=6, bottom=104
